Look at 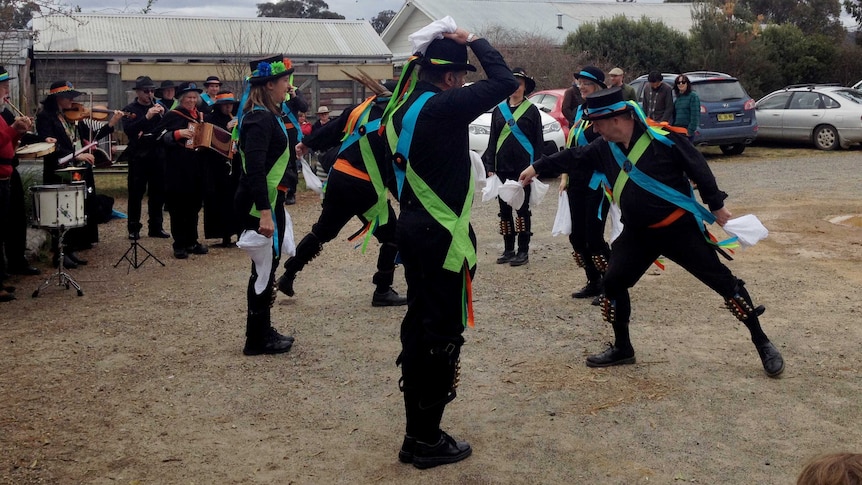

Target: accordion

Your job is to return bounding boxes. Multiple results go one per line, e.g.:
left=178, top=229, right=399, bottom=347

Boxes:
left=186, top=122, right=234, bottom=158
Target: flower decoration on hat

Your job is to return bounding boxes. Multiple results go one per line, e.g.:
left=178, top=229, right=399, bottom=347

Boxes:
left=253, top=58, right=293, bottom=80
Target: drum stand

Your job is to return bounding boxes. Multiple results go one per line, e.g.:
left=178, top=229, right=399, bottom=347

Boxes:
left=114, top=236, right=165, bottom=272
left=32, top=226, right=84, bottom=298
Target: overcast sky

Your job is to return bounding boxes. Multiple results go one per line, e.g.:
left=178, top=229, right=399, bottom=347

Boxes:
left=64, top=0, right=405, bottom=21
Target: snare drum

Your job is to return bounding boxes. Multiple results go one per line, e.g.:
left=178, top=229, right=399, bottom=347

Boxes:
left=30, top=184, right=87, bottom=229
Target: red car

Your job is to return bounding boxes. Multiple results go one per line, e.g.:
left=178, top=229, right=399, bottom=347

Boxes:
left=528, top=88, right=571, bottom=138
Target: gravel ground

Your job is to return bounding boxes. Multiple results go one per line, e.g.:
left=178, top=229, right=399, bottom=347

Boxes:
left=1, top=146, right=861, bottom=484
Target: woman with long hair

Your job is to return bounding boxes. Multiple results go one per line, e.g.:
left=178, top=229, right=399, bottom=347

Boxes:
left=234, top=55, right=301, bottom=355
left=672, top=74, right=700, bottom=139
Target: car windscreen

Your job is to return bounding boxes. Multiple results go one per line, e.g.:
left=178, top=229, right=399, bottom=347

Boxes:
left=834, top=89, right=862, bottom=104
left=691, top=80, right=749, bottom=103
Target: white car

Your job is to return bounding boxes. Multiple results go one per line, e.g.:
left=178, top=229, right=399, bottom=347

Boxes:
left=755, top=84, right=862, bottom=150
left=468, top=108, right=565, bottom=158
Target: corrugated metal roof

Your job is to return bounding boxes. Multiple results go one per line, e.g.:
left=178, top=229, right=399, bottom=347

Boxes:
left=384, top=0, right=694, bottom=57
left=32, top=14, right=392, bottom=59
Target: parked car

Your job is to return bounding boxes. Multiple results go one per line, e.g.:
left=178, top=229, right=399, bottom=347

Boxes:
left=468, top=107, right=566, bottom=158
left=630, top=71, right=758, bottom=155
left=528, top=88, right=571, bottom=137
left=755, top=84, right=862, bottom=150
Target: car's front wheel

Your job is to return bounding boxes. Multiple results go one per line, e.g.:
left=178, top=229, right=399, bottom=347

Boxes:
left=719, top=143, right=746, bottom=155
left=813, top=125, right=839, bottom=150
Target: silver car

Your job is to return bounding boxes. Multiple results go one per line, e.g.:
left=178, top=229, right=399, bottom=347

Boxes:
left=755, top=84, right=862, bottom=150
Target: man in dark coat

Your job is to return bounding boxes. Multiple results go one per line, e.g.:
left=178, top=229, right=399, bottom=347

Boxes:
left=384, top=28, right=518, bottom=469
left=520, top=87, right=785, bottom=379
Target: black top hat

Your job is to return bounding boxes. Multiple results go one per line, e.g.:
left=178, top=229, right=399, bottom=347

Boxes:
left=512, top=67, right=536, bottom=95
left=419, top=38, right=477, bottom=72
left=0, top=66, right=15, bottom=82
left=204, top=76, right=221, bottom=86
left=212, top=89, right=238, bottom=105
left=176, top=82, right=203, bottom=97
left=46, top=80, right=84, bottom=100
left=248, top=55, right=295, bottom=85
left=574, top=66, right=607, bottom=90
left=583, top=87, right=634, bottom=121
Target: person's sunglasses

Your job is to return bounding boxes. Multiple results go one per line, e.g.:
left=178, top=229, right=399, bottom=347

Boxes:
left=141, top=89, right=154, bottom=93
left=676, top=80, right=688, bottom=85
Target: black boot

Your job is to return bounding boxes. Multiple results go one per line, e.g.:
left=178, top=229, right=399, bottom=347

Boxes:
left=277, top=233, right=322, bottom=296
left=372, top=287, right=408, bottom=307
left=243, top=309, right=293, bottom=356
left=496, top=234, right=516, bottom=264
left=585, top=344, right=636, bottom=367
left=572, top=281, right=601, bottom=299
left=399, top=435, right=416, bottom=464
left=412, top=431, right=472, bottom=469
left=509, top=251, right=529, bottom=266
left=756, top=341, right=784, bottom=378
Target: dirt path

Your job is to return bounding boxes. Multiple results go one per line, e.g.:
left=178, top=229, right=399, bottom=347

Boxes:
left=2, top=148, right=861, bottom=484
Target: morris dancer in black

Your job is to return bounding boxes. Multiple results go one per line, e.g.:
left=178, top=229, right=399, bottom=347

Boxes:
left=520, top=88, right=784, bottom=378
left=278, top=76, right=407, bottom=307
left=235, top=55, right=300, bottom=355
left=383, top=28, right=518, bottom=468
left=563, top=67, right=611, bottom=302
left=482, top=67, right=542, bottom=267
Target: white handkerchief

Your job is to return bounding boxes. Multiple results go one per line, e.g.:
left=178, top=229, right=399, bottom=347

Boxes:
left=482, top=174, right=502, bottom=202
left=498, top=179, right=525, bottom=210
left=408, top=16, right=457, bottom=55
left=723, top=214, right=768, bottom=248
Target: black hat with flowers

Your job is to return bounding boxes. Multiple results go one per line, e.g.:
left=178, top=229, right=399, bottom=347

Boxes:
left=248, top=55, right=294, bottom=85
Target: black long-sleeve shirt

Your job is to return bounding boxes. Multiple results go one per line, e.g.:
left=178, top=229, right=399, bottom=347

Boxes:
left=482, top=99, right=543, bottom=176
left=532, top=122, right=727, bottom=229
left=391, top=38, right=519, bottom=212
left=235, top=109, right=289, bottom=215
left=121, top=99, right=162, bottom=152
left=302, top=98, right=394, bottom=192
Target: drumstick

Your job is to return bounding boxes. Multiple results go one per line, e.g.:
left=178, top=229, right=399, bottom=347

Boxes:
left=59, top=141, right=98, bottom=165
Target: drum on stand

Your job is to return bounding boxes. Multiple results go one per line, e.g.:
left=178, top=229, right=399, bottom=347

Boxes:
left=30, top=184, right=87, bottom=229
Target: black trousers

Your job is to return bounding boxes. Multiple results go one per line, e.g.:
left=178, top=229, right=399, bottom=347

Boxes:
left=603, top=215, right=739, bottom=324
left=309, top=169, right=399, bottom=284
left=0, top=178, right=10, bottom=278
left=245, top=192, right=287, bottom=335
left=568, top=179, right=610, bottom=281
left=203, top=156, right=239, bottom=240
left=496, top=172, right=531, bottom=252
left=166, top=190, right=202, bottom=250
left=397, top=209, right=471, bottom=442
left=127, top=155, right=166, bottom=233
left=1, top=168, right=29, bottom=268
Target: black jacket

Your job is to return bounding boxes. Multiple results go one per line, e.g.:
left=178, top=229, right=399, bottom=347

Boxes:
left=533, top=122, right=727, bottom=229
left=36, top=107, right=114, bottom=184
left=235, top=109, right=289, bottom=216
left=391, top=38, right=519, bottom=213
left=482, top=99, right=543, bottom=177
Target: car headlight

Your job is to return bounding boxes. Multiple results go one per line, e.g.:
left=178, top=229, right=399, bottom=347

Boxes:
left=469, top=124, right=490, bottom=135
left=542, top=121, right=561, bottom=134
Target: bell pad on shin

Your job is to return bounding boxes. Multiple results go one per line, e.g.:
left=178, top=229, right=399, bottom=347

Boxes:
left=725, top=293, right=765, bottom=321
left=572, top=250, right=586, bottom=268
left=498, top=219, right=513, bottom=236
left=591, top=254, right=609, bottom=273
left=601, top=296, right=616, bottom=324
